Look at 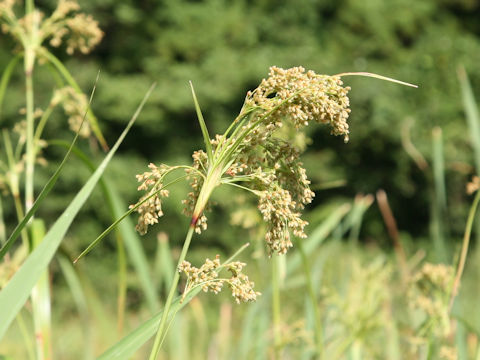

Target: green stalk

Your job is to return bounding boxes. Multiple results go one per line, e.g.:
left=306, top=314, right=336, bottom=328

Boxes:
left=116, top=231, right=127, bottom=334
left=431, top=127, right=448, bottom=262
left=0, top=54, right=22, bottom=120
left=272, top=255, right=282, bottom=359
left=297, top=237, right=323, bottom=358
left=30, top=219, right=52, bottom=360
left=24, top=46, right=36, bottom=213
left=0, top=196, right=5, bottom=246
left=3, top=129, right=29, bottom=249
left=150, top=158, right=225, bottom=356
left=148, top=225, right=195, bottom=360
left=16, top=311, right=35, bottom=360
left=26, top=0, right=34, bottom=14
left=449, top=188, right=480, bottom=311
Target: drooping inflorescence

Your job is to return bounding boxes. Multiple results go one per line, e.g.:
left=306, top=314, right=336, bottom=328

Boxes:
left=178, top=255, right=260, bottom=304
left=131, top=66, right=353, bottom=255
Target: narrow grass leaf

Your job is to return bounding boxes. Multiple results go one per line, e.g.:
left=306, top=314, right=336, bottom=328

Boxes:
left=57, top=255, right=94, bottom=360
left=0, top=53, right=22, bottom=121
left=431, top=127, right=448, bottom=262
left=0, top=84, right=155, bottom=340
left=0, top=72, right=100, bottom=261
left=97, top=288, right=201, bottom=359
left=189, top=81, right=213, bottom=162
left=51, top=131, right=159, bottom=313
left=458, top=66, right=480, bottom=173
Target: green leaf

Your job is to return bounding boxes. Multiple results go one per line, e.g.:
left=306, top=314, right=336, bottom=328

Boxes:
left=0, top=83, right=155, bottom=340
left=0, top=53, right=22, bottom=121
left=97, top=289, right=201, bottom=359
left=50, top=140, right=159, bottom=312
left=458, top=66, right=480, bottom=174
left=189, top=81, right=213, bottom=162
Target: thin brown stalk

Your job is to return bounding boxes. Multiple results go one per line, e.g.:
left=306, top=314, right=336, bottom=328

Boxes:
left=376, top=189, right=408, bottom=280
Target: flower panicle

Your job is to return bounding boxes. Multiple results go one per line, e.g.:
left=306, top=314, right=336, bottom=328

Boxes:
left=1, top=0, right=103, bottom=55
left=129, top=163, right=171, bottom=235
left=132, top=66, right=353, bottom=255
left=51, top=86, right=91, bottom=137
left=178, top=255, right=260, bottom=304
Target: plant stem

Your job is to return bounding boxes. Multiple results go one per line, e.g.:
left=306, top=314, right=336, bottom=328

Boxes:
left=116, top=232, right=127, bottom=335
left=449, top=188, right=480, bottom=311
left=24, top=47, right=36, bottom=214
left=272, top=255, right=282, bottom=359
left=297, top=237, right=323, bottom=359
left=148, top=225, right=195, bottom=360
left=16, top=312, right=35, bottom=360
left=30, top=219, right=52, bottom=360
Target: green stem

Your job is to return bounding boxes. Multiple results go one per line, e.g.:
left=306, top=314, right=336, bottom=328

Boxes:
left=26, top=0, right=34, bottom=14
left=449, top=188, right=480, bottom=311
left=2, top=130, right=29, bottom=249
left=116, top=231, right=127, bottom=335
left=0, top=53, right=22, bottom=121
left=148, top=225, right=196, bottom=360
left=272, top=255, right=282, bottom=359
left=16, top=312, right=35, bottom=360
left=297, top=237, right=323, bottom=358
left=24, top=47, right=36, bottom=213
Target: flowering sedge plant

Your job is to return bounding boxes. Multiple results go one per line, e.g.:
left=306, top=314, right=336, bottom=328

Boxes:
left=128, top=66, right=416, bottom=358
left=133, top=66, right=351, bottom=254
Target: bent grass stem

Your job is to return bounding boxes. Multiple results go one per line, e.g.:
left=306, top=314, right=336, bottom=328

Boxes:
left=148, top=225, right=195, bottom=360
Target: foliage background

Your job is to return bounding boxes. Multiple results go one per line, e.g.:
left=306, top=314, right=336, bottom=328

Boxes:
left=1, top=0, right=480, bottom=357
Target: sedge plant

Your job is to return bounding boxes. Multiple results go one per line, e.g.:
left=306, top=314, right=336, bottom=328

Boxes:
left=121, top=66, right=417, bottom=358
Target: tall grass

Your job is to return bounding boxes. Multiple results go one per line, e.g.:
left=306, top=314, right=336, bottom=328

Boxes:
left=1, top=2, right=480, bottom=360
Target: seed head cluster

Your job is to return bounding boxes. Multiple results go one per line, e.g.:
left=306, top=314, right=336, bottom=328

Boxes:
left=178, top=255, right=260, bottom=304
left=130, top=163, right=170, bottom=235
left=244, top=66, right=351, bottom=142
left=408, top=262, right=454, bottom=336
left=132, top=66, right=353, bottom=255
left=182, top=150, right=208, bottom=234
left=0, top=0, right=103, bottom=55
left=51, top=86, right=90, bottom=137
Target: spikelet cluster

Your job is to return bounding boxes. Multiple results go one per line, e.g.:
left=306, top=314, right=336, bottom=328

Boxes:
left=178, top=255, right=260, bottom=304
left=257, top=186, right=307, bottom=254
left=51, top=86, right=90, bottom=137
left=182, top=150, right=208, bottom=233
left=133, top=66, right=352, bottom=255
left=466, top=175, right=480, bottom=195
left=0, top=0, right=103, bottom=55
left=408, top=262, right=454, bottom=337
left=130, top=163, right=170, bottom=235
left=244, top=66, right=351, bottom=142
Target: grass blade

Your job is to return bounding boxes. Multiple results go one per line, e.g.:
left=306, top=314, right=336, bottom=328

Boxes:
left=97, top=289, right=202, bottom=359
left=0, top=53, right=22, bottom=121
left=57, top=254, right=94, bottom=360
left=0, top=72, right=101, bottom=261
left=189, top=81, right=213, bottom=162
left=458, top=66, right=480, bottom=173
left=431, top=127, right=448, bottom=262
left=0, top=83, right=155, bottom=340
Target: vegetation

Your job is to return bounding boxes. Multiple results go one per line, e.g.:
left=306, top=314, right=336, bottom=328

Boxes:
left=1, top=0, right=480, bottom=359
